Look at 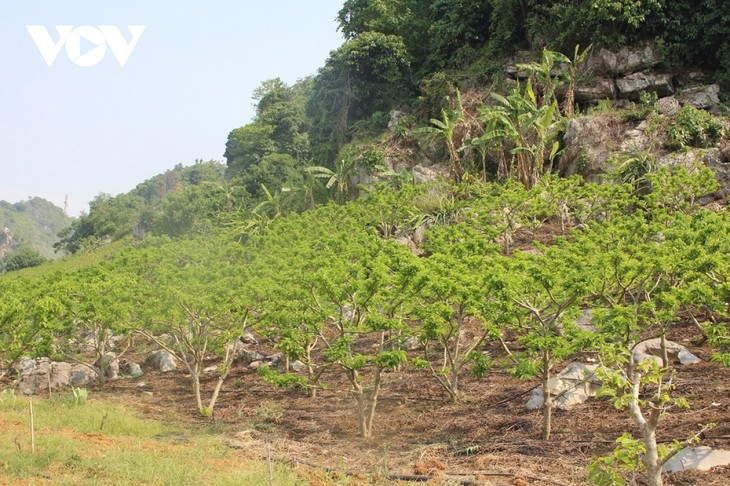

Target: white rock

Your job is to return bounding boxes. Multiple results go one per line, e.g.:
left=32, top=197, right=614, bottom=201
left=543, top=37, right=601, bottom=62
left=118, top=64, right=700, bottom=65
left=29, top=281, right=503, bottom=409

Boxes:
left=663, top=446, right=730, bottom=472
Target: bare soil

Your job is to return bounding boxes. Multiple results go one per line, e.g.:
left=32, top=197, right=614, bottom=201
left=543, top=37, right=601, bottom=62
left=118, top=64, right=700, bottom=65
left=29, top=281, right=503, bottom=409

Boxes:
left=97, top=322, right=730, bottom=486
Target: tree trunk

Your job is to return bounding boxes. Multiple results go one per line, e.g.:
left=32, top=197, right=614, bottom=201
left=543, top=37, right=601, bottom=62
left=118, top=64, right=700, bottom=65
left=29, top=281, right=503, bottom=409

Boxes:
left=192, top=373, right=203, bottom=414
left=541, top=351, right=552, bottom=440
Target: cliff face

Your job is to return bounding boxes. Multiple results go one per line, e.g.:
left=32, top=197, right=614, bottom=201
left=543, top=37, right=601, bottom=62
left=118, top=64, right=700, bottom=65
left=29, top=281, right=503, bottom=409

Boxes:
left=0, top=197, right=72, bottom=259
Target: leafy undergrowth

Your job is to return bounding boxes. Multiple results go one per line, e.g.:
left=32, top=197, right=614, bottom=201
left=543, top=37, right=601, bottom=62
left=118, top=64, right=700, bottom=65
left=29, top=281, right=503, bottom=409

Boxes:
left=0, top=391, right=305, bottom=485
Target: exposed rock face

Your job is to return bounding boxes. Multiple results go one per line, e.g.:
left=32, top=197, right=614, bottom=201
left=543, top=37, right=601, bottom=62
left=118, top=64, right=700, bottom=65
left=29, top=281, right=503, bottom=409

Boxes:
left=677, top=84, right=721, bottom=110
left=575, top=78, right=617, bottom=103
left=16, top=358, right=97, bottom=395
left=526, top=362, right=600, bottom=410
left=616, top=72, right=674, bottom=100
left=144, top=350, right=178, bottom=372
left=412, top=165, right=441, bottom=184
left=589, top=45, right=660, bottom=76
left=560, top=116, right=623, bottom=178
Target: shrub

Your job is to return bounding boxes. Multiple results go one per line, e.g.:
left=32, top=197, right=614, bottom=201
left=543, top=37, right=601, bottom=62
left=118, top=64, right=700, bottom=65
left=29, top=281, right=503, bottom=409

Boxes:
left=667, top=105, right=725, bottom=149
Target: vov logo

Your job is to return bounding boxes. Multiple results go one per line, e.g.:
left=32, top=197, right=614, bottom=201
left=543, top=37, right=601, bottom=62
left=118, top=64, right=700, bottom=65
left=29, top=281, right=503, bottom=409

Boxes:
left=27, top=25, right=145, bottom=67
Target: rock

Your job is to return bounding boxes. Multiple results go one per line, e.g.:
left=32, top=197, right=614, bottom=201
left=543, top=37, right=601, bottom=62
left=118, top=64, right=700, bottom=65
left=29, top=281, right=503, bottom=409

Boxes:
left=17, top=358, right=97, bottom=394
left=266, top=354, right=282, bottom=367
left=395, top=236, right=425, bottom=256
left=526, top=362, right=600, bottom=410
left=616, top=72, right=674, bottom=100
left=144, top=350, right=178, bottom=372
left=249, top=360, right=264, bottom=369
left=560, top=116, right=618, bottom=179
left=632, top=338, right=700, bottom=366
left=119, top=359, right=144, bottom=378
left=240, top=332, right=258, bottom=345
left=677, top=84, right=720, bottom=110
left=94, top=352, right=119, bottom=380
left=574, top=78, right=617, bottom=104
left=656, top=97, right=680, bottom=116
left=588, top=45, right=660, bottom=76
left=402, top=337, right=420, bottom=351
left=236, top=347, right=266, bottom=364
left=412, top=165, right=440, bottom=185
left=290, top=360, right=306, bottom=373
left=388, top=110, right=405, bottom=132
left=70, top=364, right=97, bottom=387
left=203, top=365, right=218, bottom=374
left=663, top=447, right=730, bottom=473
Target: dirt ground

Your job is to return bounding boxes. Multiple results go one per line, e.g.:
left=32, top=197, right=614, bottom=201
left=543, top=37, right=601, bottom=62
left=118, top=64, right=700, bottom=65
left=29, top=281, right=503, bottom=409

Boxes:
left=95, top=322, right=730, bottom=486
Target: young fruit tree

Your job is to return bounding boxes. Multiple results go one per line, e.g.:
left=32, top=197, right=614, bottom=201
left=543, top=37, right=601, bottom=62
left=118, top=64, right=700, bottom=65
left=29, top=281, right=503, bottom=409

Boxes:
left=136, top=236, right=252, bottom=417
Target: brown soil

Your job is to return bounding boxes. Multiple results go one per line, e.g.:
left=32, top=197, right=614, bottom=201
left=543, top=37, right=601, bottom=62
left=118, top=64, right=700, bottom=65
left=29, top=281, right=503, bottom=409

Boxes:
left=95, top=322, right=730, bottom=486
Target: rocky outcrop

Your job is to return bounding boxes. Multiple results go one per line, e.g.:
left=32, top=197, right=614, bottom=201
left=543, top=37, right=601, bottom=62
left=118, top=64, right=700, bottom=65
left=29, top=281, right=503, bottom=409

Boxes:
left=588, top=45, right=660, bottom=76
left=15, top=357, right=97, bottom=395
left=616, top=72, right=674, bottom=100
left=677, top=84, right=721, bottom=110
left=560, top=115, right=625, bottom=179
left=94, top=352, right=120, bottom=380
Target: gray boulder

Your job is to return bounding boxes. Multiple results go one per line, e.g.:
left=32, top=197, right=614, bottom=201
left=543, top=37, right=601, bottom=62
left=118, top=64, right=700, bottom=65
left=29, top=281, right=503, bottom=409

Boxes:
left=632, top=338, right=700, bottom=366
left=589, top=45, right=660, bottom=76
left=17, top=358, right=97, bottom=395
left=663, top=447, right=730, bottom=473
left=144, top=350, right=178, bottom=372
left=574, top=78, right=617, bottom=104
left=616, top=72, right=674, bottom=100
left=119, top=359, right=144, bottom=378
left=94, top=352, right=120, bottom=380
left=290, top=360, right=306, bottom=373
left=412, top=165, right=440, bottom=185
left=526, top=362, right=600, bottom=410
left=560, top=116, right=616, bottom=179
left=677, top=84, right=720, bottom=110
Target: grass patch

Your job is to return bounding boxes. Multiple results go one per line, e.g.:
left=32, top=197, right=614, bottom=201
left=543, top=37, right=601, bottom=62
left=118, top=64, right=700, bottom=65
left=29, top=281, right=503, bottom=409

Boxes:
left=0, top=391, right=306, bottom=485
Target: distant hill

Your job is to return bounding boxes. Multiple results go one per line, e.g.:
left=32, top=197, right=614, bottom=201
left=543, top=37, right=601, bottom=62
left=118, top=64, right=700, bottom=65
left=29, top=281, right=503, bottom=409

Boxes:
left=0, top=197, right=73, bottom=259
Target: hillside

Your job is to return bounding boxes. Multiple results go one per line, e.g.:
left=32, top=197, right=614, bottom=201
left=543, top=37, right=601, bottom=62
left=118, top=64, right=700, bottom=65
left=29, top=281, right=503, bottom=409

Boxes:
left=0, top=197, right=72, bottom=261
left=1, top=2, right=730, bottom=486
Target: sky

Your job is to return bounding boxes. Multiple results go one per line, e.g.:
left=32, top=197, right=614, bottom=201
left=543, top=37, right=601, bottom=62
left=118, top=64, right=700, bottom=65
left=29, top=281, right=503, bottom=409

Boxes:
left=0, top=0, right=344, bottom=216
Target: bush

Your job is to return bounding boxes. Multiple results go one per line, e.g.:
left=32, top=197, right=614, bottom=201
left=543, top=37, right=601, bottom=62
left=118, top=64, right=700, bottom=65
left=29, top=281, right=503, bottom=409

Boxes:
left=667, top=105, right=725, bottom=149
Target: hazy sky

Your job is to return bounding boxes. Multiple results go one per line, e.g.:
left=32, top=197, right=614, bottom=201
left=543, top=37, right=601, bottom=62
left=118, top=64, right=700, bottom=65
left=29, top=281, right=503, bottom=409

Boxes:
left=0, top=1, right=344, bottom=216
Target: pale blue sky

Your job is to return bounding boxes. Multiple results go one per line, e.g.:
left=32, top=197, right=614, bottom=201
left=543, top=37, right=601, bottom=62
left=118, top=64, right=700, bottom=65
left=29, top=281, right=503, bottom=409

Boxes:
left=0, top=1, right=344, bottom=216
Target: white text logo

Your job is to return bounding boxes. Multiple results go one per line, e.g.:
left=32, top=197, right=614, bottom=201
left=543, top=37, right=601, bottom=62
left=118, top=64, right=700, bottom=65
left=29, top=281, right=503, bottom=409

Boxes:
left=27, top=25, right=145, bottom=67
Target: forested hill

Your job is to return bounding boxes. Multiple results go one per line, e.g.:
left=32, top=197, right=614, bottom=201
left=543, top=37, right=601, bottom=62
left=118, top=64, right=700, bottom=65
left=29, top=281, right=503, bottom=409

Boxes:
left=0, top=197, right=71, bottom=267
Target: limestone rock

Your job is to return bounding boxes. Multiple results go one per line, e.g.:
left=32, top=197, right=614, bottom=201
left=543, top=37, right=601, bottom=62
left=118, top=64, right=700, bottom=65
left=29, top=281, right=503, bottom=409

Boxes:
left=144, top=350, right=178, bottom=372
left=575, top=78, right=617, bottom=104
left=588, top=45, right=660, bottom=76
left=412, top=165, right=440, bottom=185
left=663, top=447, right=730, bottom=473
left=94, top=352, right=119, bottom=380
left=677, top=84, right=720, bottom=110
left=16, top=358, right=97, bottom=394
left=119, top=359, right=144, bottom=378
left=560, top=116, right=617, bottom=179
left=616, top=72, right=674, bottom=100
left=290, top=360, right=306, bottom=373
left=236, top=347, right=266, bottom=364
left=632, top=338, right=700, bottom=366
left=526, top=362, right=600, bottom=410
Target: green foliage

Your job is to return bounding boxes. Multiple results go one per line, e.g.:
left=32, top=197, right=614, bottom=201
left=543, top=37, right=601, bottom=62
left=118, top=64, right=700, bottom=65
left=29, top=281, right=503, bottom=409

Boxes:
left=587, top=432, right=644, bottom=485
left=667, top=105, right=725, bottom=149
left=1, top=245, right=48, bottom=273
